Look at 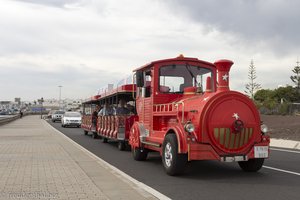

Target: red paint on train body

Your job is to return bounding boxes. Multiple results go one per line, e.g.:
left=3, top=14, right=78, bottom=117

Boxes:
left=82, top=55, right=270, bottom=175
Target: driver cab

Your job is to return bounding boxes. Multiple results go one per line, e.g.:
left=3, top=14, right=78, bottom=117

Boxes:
left=135, top=60, right=215, bottom=105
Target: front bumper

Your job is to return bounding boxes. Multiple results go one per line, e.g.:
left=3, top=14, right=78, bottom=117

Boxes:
left=188, top=141, right=270, bottom=162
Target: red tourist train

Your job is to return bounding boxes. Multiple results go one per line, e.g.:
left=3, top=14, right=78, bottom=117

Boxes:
left=81, top=55, right=270, bottom=175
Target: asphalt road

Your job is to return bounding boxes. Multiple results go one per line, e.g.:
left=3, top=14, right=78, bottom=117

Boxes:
left=49, top=121, right=300, bottom=200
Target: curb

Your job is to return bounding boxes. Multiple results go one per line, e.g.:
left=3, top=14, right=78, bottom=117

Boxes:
left=270, top=138, right=300, bottom=150
left=44, top=120, right=170, bottom=200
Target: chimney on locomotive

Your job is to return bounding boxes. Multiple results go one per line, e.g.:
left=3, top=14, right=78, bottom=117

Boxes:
left=214, top=59, right=234, bottom=92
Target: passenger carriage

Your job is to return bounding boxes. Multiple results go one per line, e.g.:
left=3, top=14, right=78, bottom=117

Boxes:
left=89, top=84, right=137, bottom=150
left=81, top=95, right=101, bottom=138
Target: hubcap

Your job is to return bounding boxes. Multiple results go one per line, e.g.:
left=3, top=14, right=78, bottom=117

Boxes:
left=164, top=143, right=172, bottom=167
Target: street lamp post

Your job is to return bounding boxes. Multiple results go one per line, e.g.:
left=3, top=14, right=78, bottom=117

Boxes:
left=39, top=97, right=44, bottom=119
left=58, top=85, right=62, bottom=110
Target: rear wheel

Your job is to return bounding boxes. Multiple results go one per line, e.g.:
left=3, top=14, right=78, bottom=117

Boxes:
left=238, top=158, right=264, bottom=172
left=132, top=147, right=148, bottom=161
left=102, top=138, right=108, bottom=143
left=162, top=134, right=187, bottom=176
left=118, top=141, right=126, bottom=151
left=84, top=130, right=88, bottom=135
left=92, top=132, right=98, bottom=139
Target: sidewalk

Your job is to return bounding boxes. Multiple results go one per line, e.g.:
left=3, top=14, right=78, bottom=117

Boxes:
left=0, top=115, right=159, bottom=200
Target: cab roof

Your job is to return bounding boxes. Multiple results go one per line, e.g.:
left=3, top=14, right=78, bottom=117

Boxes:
left=133, top=55, right=215, bottom=72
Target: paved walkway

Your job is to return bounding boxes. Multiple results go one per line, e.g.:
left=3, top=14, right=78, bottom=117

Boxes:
left=0, top=115, right=158, bottom=200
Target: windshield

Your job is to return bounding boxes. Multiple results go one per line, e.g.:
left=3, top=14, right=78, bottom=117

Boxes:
left=159, top=64, right=213, bottom=93
left=55, top=111, right=65, bottom=114
left=64, top=112, right=81, bottom=117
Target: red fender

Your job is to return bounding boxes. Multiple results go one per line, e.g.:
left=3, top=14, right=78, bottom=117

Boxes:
left=129, top=122, right=142, bottom=148
left=166, top=126, right=188, bottom=154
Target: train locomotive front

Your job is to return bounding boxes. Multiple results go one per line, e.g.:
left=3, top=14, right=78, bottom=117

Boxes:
left=129, top=56, right=270, bottom=175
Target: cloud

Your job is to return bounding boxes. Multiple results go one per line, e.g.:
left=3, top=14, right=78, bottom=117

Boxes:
left=0, top=64, right=123, bottom=101
left=164, top=0, right=300, bottom=55
left=14, top=0, right=86, bottom=8
left=0, top=0, right=298, bottom=101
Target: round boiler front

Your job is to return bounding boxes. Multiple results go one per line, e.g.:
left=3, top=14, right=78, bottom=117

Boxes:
left=205, top=92, right=261, bottom=154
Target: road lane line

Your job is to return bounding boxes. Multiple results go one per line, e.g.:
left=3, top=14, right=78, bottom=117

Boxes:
left=270, top=147, right=300, bottom=154
left=263, top=166, right=300, bottom=176
left=45, top=120, right=171, bottom=200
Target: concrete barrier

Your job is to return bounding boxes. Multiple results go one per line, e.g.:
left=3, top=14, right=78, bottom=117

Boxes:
left=0, top=115, right=20, bottom=125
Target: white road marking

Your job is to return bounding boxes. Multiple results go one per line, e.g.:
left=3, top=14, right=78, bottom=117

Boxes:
left=263, top=166, right=300, bottom=176
left=270, top=147, right=300, bottom=154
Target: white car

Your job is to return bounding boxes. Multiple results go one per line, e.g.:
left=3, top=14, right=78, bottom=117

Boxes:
left=61, top=112, right=82, bottom=128
left=52, top=110, right=65, bottom=122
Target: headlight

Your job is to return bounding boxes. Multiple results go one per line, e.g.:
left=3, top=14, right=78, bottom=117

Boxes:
left=261, top=124, right=268, bottom=134
left=184, top=122, right=195, bottom=133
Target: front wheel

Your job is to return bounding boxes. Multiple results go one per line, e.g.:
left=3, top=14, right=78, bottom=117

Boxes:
left=84, top=130, right=88, bottom=135
left=162, top=134, right=187, bottom=176
left=132, top=147, right=148, bottom=161
left=238, top=158, right=264, bottom=172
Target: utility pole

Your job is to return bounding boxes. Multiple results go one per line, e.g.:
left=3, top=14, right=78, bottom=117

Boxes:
left=39, top=97, right=44, bottom=119
left=58, top=85, right=62, bottom=110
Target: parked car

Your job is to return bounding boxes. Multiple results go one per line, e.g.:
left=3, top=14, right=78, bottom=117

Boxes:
left=61, top=112, right=82, bottom=128
left=0, top=110, right=8, bottom=115
left=51, top=110, right=65, bottom=122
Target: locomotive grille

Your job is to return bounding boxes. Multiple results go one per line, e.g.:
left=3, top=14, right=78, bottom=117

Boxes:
left=213, top=127, right=253, bottom=150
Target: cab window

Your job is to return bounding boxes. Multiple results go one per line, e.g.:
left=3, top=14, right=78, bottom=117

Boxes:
left=159, top=64, right=212, bottom=93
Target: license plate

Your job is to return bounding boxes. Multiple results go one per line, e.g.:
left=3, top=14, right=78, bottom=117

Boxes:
left=254, top=146, right=269, bottom=158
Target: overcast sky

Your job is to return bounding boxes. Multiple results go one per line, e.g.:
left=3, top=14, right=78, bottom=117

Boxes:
left=0, top=0, right=299, bottom=101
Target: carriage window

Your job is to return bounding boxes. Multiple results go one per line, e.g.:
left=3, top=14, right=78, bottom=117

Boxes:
left=84, top=105, right=92, bottom=115
left=159, top=64, right=212, bottom=93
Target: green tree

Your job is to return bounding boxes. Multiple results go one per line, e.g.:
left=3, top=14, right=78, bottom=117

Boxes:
left=273, top=86, right=300, bottom=102
left=254, top=89, right=274, bottom=102
left=245, top=60, right=261, bottom=99
left=290, top=60, right=300, bottom=90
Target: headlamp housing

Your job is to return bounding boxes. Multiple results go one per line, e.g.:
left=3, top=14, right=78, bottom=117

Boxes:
left=184, top=122, right=195, bottom=133
left=261, top=124, right=268, bottom=134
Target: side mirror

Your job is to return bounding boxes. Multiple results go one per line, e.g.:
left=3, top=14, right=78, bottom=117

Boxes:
left=136, top=71, right=144, bottom=87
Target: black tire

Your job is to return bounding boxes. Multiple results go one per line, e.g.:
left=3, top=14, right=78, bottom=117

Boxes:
left=118, top=141, right=126, bottom=151
left=132, top=147, right=148, bottom=161
left=92, top=132, right=98, bottom=139
left=162, top=134, right=187, bottom=176
left=238, top=158, right=264, bottom=172
left=84, top=130, right=88, bottom=135
left=102, top=138, right=108, bottom=143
